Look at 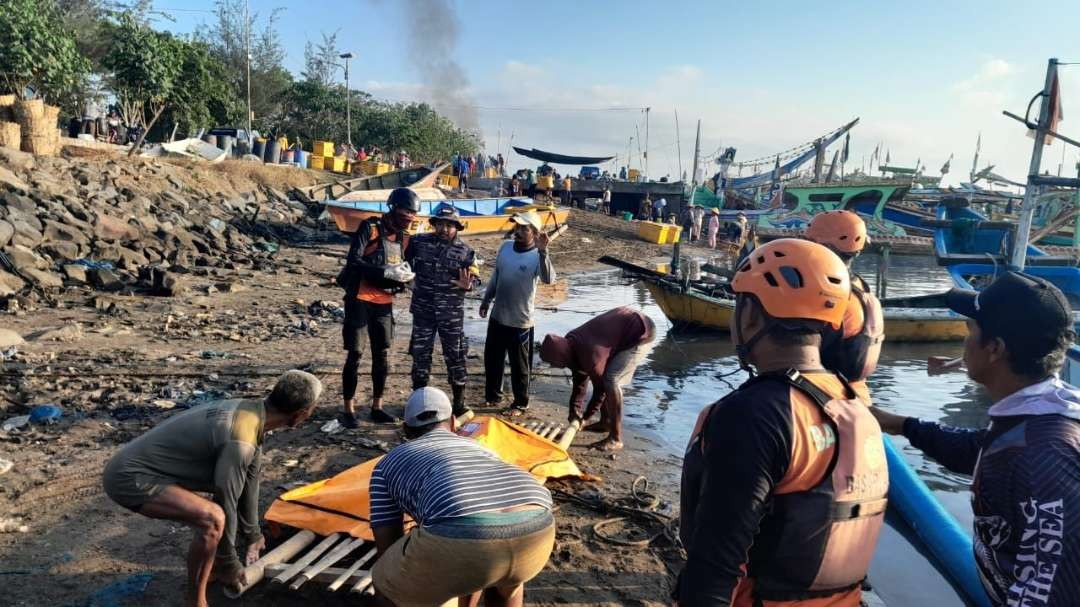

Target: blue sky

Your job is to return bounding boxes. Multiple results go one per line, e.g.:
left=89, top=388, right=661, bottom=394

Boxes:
left=155, top=0, right=1080, bottom=183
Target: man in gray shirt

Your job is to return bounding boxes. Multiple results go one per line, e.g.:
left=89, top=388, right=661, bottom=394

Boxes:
left=480, top=210, right=556, bottom=413
left=102, top=370, right=322, bottom=607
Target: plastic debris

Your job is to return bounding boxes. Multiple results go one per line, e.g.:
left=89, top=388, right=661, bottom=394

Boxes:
left=2, top=415, right=30, bottom=432
left=0, top=457, right=12, bottom=475
left=70, top=259, right=116, bottom=271
left=29, top=404, right=63, bottom=424
left=82, top=571, right=154, bottom=607
left=0, top=518, right=29, bottom=533
left=320, top=419, right=343, bottom=434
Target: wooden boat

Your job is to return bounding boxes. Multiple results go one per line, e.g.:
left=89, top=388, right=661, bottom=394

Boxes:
left=643, top=279, right=968, bottom=341
left=305, top=163, right=448, bottom=200
left=601, top=256, right=969, bottom=342
left=325, top=197, right=570, bottom=236
left=933, top=202, right=1074, bottom=266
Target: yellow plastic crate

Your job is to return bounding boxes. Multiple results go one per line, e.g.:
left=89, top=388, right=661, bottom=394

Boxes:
left=628, top=168, right=640, bottom=182
left=330, top=157, right=346, bottom=173
left=485, top=167, right=498, bottom=178
left=313, top=141, right=335, bottom=157
left=308, top=155, right=325, bottom=170
left=375, top=162, right=392, bottom=175
left=438, top=174, right=460, bottom=188
left=663, top=225, right=683, bottom=244
left=637, top=221, right=668, bottom=244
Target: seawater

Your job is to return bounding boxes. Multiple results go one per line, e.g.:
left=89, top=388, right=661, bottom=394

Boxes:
left=465, top=253, right=980, bottom=605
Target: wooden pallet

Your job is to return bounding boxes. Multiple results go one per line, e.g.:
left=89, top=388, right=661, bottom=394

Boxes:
left=226, top=530, right=379, bottom=598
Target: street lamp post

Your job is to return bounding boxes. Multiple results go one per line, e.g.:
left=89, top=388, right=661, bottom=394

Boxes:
left=339, top=52, right=353, bottom=147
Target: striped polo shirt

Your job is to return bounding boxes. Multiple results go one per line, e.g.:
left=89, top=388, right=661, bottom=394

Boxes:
left=369, top=428, right=553, bottom=528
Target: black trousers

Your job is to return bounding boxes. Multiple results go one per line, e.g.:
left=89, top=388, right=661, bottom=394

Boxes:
left=484, top=320, right=532, bottom=408
left=342, top=299, right=394, bottom=402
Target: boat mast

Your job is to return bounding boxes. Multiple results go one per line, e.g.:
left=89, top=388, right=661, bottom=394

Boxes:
left=690, top=120, right=701, bottom=205
left=1010, top=58, right=1059, bottom=271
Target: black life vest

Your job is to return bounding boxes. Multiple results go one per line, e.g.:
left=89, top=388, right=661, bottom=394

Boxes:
left=357, top=217, right=411, bottom=294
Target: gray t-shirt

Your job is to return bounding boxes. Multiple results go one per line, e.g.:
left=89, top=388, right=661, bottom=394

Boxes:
left=103, top=399, right=264, bottom=571
left=482, top=240, right=555, bottom=328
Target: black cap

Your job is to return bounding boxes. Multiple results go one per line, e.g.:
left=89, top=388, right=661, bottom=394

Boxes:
left=430, top=207, right=465, bottom=229
left=946, top=271, right=1074, bottom=357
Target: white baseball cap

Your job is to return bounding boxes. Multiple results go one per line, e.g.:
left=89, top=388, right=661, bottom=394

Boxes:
left=404, top=387, right=453, bottom=427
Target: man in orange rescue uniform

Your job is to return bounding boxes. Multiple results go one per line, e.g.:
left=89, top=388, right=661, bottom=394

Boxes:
left=339, top=187, right=418, bottom=426
left=805, top=210, right=884, bottom=384
left=677, top=239, right=889, bottom=606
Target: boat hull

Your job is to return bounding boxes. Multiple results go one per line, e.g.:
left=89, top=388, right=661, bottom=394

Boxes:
left=326, top=200, right=570, bottom=235
left=644, top=282, right=968, bottom=341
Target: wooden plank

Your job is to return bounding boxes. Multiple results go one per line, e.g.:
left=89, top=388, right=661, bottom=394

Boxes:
left=272, top=533, right=342, bottom=585
left=327, top=547, right=378, bottom=592
left=224, top=529, right=317, bottom=598
left=290, top=537, right=365, bottom=590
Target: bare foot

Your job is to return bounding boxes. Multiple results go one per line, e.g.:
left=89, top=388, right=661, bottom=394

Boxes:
left=590, top=437, right=623, bottom=451
left=583, top=420, right=610, bottom=433
left=506, top=406, right=528, bottom=417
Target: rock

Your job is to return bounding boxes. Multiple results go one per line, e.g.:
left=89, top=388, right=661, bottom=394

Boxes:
left=40, top=241, right=81, bottom=262
left=28, top=323, right=83, bottom=343
left=0, top=165, right=28, bottom=192
left=41, top=219, right=90, bottom=245
left=0, top=220, right=12, bottom=248
left=0, top=328, right=24, bottom=348
left=8, top=220, right=42, bottom=248
left=216, top=281, right=248, bottom=294
left=89, top=268, right=125, bottom=291
left=94, top=213, right=141, bottom=241
left=0, top=270, right=24, bottom=296
left=3, top=244, right=46, bottom=271
left=62, top=264, right=88, bottom=284
left=1, top=192, right=36, bottom=214
left=115, top=246, right=148, bottom=271
left=0, top=147, right=34, bottom=171
left=20, top=268, right=63, bottom=289
left=147, top=266, right=187, bottom=297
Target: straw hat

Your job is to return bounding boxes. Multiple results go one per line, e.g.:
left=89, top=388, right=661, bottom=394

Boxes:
left=511, top=209, right=543, bottom=232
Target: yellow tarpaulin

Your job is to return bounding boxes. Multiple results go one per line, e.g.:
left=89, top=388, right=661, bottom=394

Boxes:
left=265, top=416, right=590, bottom=540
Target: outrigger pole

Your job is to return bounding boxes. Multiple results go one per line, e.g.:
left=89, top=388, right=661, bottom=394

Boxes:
left=1004, top=58, right=1080, bottom=270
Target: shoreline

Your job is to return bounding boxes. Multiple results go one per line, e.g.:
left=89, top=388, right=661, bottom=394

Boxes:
left=0, top=210, right=686, bottom=606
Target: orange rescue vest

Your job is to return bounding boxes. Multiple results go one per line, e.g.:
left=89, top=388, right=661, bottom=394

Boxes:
left=357, top=222, right=411, bottom=304
left=749, top=370, right=888, bottom=601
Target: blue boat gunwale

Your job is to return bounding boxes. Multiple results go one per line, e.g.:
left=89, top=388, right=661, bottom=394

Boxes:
left=324, top=197, right=540, bottom=217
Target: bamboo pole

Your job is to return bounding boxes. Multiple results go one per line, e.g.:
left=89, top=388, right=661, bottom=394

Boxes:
left=290, top=537, right=365, bottom=589
left=557, top=419, right=582, bottom=449
left=272, top=533, right=342, bottom=585
left=328, top=547, right=378, bottom=592
left=224, top=530, right=317, bottom=597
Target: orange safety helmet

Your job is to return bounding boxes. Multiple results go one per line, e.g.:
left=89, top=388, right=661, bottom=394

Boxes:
left=731, top=238, right=850, bottom=329
left=805, top=210, right=868, bottom=254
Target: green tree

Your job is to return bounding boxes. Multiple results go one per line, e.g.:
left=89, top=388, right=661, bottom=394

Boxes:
left=301, top=30, right=342, bottom=87
left=159, top=39, right=242, bottom=139
left=103, top=14, right=182, bottom=154
left=0, top=0, right=90, bottom=106
left=198, top=0, right=292, bottom=128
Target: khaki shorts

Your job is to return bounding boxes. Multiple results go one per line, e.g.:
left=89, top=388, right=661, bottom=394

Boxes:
left=603, top=341, right=650, bottom=388
left=373, top=513, right=555, bottom=607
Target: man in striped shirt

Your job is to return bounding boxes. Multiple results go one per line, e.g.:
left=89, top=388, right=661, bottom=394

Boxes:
left=370, top=387, right=556, bottom=607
